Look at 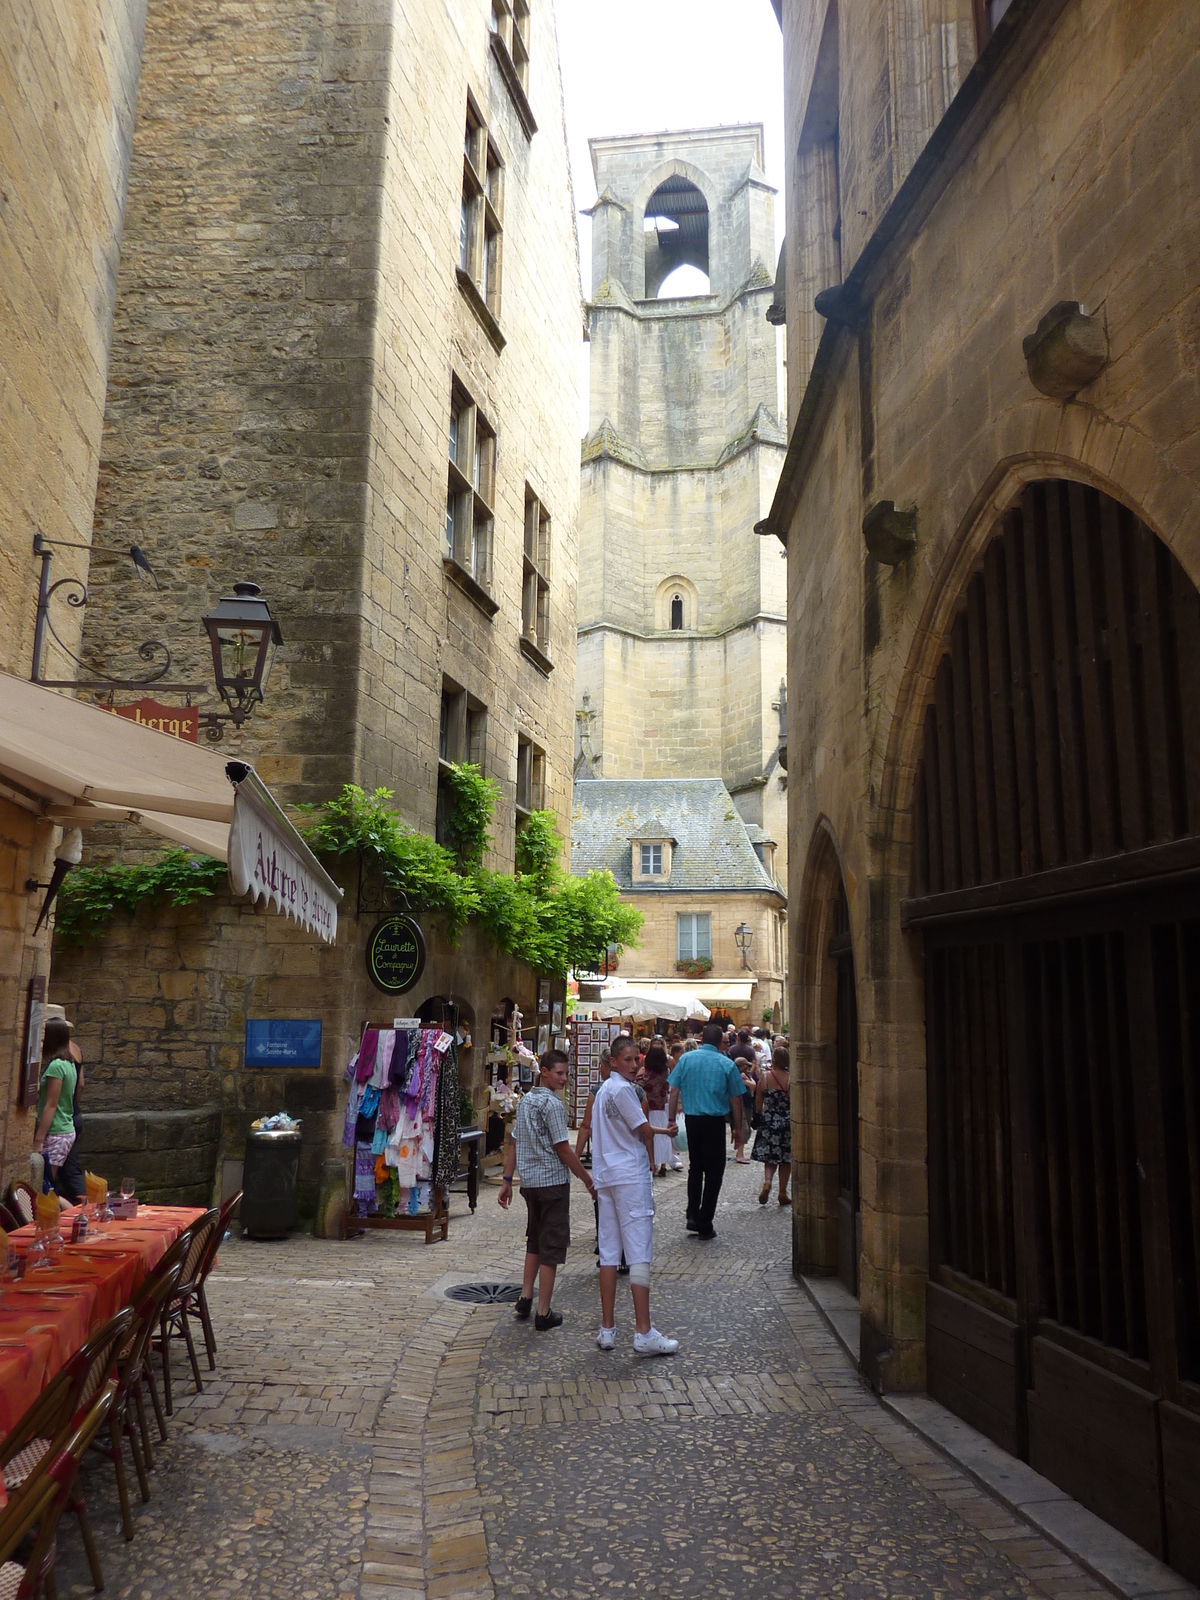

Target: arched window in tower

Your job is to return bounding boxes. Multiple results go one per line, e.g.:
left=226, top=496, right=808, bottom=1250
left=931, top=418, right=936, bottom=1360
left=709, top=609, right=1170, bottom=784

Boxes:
left=670, top=593, right=684, bottom=630
left=643, top=176, right=709, bottom=299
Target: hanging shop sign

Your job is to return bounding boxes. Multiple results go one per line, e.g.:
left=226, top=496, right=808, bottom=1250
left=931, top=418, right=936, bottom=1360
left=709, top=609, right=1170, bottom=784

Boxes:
left=366, top=914, right=426, bottom=995
left=111, top=698, right=200, bottom=743
left=227, top=777, right=339, bottom=943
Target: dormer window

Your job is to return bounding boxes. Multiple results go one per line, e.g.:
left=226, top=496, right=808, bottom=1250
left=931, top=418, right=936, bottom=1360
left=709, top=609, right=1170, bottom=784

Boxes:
left=630, top=829, right=674, bottom=884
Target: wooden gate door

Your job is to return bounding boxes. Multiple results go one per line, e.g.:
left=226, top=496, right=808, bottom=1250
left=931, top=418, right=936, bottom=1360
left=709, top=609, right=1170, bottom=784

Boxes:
left=903, top=480, right=1200, bottom=1581
left=830, top=882, right=860, bottom=1295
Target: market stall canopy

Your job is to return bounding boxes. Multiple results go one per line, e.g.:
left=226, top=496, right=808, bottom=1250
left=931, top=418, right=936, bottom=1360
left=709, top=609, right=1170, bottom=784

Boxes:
left=591, top=989, right=710, bottom=1023
left=0, top=674, right=342, bottom=943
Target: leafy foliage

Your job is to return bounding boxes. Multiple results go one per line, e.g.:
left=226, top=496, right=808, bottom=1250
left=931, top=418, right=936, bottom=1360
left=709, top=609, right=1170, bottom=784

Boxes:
left=297, top=784, right=475, bottom=930
left=54, top=851, right=228, bottom=946
left=54, top=782, right=643, bottom=980
left=439, top=764, right=501, bottom=871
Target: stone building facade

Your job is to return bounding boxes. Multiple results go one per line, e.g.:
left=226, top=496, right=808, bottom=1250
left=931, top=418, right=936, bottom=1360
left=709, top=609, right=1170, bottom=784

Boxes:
left=0, top=2, right=147, bottom=1186
left=575, top=127, right=790, bottom=885
left=571, top=779, right=787, bottom=1027
left=767, top=0, right=1200, bottom=1578
left=35, top=0, right=583, bottom=1204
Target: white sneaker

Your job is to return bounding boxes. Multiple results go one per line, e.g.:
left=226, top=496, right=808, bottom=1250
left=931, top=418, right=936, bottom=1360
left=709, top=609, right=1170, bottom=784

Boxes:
left=633, top=1327, right=678, bottom=1357
left=596, top=1326, right=617, bottom=1351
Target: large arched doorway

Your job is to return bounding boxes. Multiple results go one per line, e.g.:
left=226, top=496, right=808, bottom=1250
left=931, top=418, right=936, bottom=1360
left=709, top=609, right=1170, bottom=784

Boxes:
left=904, top=479, right=1200, bottom=1581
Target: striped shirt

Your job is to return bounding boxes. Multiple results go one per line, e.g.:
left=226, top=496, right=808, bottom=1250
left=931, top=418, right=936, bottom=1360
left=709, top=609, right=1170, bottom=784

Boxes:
left=513, top=1087, right=570, bottom=1189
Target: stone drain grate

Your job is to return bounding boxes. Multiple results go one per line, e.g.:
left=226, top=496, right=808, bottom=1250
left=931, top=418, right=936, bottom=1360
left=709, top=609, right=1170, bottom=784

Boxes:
left=444, top=1281, right=523, bottom=1305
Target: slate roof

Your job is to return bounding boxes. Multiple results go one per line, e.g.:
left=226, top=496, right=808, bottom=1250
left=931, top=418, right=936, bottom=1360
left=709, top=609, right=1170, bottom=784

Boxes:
left=572, top=778, right=783, bottom=896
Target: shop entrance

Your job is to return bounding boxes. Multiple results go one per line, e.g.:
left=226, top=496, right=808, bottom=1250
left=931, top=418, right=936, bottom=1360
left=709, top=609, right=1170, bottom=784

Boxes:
left=905, top=480, right=1200, bottom=1582
left=830, top=881, right=860, bottom=1295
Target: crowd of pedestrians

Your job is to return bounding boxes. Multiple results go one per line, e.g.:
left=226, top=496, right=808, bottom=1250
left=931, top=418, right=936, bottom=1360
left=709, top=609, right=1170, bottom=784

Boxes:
left=498, top=1019, right=791, bottom=1357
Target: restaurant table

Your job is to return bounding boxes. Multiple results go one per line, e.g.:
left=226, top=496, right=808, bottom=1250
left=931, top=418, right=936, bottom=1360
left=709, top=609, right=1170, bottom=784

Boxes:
left=0, top=1204, right=204, bottom=1438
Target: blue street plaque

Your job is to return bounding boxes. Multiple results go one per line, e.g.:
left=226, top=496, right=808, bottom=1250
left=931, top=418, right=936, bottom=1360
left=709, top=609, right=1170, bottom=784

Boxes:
left=245, top=1019, right=323, bottom=1069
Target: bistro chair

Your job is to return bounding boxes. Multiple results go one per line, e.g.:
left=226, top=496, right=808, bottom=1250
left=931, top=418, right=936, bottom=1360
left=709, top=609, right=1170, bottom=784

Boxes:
left=0, top=1377, right=118, bottom=1600
left=156, top=1208, right=220, bottom=1415
left=0, top=1202, right=21, bottom=1234
left=97, top=1247, right=186, bottom=1544
left=193, top=1190, right=240, bottom=1370
left=0, top=1306, right=133, bottom=1593
left=3, top=1183, right=37, bottom=1227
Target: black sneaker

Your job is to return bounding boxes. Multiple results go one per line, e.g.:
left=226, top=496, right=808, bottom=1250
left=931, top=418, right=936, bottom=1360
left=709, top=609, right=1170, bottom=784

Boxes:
left=534, top=1309, right=563, bottom=1332
left=515, top=1297, right=532, bottom=1319
left=697, top=1227, right=716, bottom=1241
left=685, top=1218, right=699, bottom=1233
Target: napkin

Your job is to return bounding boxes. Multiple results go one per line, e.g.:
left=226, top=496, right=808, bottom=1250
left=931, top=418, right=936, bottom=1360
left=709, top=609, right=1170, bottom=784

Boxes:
left=84, top=1172, right=108, bottom=1205
left=35, top=1194, right=60, bottom=1230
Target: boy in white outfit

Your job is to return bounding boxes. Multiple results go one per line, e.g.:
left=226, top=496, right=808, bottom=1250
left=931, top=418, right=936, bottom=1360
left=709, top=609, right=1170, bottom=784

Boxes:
left=591, top=1033, right=679, bottom=1356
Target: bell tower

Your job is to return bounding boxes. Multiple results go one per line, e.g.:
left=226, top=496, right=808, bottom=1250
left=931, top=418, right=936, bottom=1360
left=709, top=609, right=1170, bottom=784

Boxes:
left=576, top=125, right=790, bottom=885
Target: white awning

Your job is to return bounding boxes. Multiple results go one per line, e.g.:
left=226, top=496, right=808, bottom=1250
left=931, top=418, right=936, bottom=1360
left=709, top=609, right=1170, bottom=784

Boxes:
left=0, top=674, right=342, bottom=942
left=601, top=977, right=755, bottom=1007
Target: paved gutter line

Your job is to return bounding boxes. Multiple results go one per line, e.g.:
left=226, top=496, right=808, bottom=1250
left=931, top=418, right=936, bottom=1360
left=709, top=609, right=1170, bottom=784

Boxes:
left=796, top=1275, right=1198, bottom=1600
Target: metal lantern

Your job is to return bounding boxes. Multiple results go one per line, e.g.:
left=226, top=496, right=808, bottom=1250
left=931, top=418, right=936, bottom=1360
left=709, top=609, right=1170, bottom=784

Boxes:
left=733, top=920, right=754, bottom=970
left=201, top=582, right=282, bottom=725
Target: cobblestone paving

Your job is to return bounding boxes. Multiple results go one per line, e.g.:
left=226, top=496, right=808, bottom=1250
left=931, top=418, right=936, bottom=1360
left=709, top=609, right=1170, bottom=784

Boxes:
left=50, top=1160, right=1114, bottom=1599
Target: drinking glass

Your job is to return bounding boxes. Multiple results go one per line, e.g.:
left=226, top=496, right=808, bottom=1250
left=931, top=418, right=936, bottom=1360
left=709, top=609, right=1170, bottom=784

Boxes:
left=98, top=1192, right=114, bottom=1229
left=27, top=1228, right=48, bottom=1272
left=46, top=1227, right=63, bottom=1266
left=120, top=1177, right=136, bottom=1202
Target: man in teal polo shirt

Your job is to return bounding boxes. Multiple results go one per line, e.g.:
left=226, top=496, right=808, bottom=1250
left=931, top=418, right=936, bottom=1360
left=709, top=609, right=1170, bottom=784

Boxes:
left=667, top=1021, right=746, bottom=1240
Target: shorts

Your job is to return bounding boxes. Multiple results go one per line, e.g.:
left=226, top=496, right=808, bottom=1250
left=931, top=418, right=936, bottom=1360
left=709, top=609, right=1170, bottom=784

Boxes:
left=43, top=1130, right=76, bottom=1169
left=522, top=1184, right=571, bottom=1265
left=596, top=1175, right=655, bottom=1268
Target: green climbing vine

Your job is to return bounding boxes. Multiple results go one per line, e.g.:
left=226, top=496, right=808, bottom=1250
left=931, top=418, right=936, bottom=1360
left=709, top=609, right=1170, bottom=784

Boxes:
left=55, top=778, right=642, bottom=981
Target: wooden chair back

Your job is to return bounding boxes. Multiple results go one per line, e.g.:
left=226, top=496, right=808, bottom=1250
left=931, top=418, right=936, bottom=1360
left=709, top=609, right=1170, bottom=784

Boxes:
left=0, top=1378, right=118, bottom=1584
left=1, top=1307, right=133, bottom=1474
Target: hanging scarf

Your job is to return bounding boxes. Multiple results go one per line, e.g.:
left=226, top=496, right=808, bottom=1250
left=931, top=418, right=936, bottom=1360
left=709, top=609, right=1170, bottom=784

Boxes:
left=378, top=1085, right=400, bottom=1133
left=433, top=1043, right=461, bottom=1189
left=342, top=1079, right=365, bottom=1148
left=355, top=1029, right=379, bottom=1085
left=353, top=1141, right=376, bottom=1204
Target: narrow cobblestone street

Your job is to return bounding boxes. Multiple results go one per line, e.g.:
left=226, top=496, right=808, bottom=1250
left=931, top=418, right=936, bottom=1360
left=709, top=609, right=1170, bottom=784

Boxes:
left=50, top=1160, right=1128, bottom=1600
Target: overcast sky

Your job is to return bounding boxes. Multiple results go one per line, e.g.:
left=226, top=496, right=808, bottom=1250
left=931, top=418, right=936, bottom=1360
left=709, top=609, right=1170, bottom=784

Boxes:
left=554, top=0, right=786, bottom=305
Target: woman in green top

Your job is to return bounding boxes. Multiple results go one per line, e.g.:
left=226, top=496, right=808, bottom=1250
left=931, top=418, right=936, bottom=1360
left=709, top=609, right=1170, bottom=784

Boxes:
left=32, top=1018, right=78, bottom=1180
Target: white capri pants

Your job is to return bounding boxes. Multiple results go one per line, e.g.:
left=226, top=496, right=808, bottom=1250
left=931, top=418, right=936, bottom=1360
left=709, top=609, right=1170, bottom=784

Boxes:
left=596, top=1175, right=655, bottom=1268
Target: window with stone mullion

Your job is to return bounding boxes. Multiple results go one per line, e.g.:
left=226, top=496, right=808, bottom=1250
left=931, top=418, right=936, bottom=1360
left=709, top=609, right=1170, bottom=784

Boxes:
left=521, top=489, right=551, bottom=654
left=446, top=384, right=495, bottom=592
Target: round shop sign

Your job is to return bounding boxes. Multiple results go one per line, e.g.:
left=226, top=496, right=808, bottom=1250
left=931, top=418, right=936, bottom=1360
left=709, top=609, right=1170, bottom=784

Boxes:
left=365, top=914, right=426, bottom=996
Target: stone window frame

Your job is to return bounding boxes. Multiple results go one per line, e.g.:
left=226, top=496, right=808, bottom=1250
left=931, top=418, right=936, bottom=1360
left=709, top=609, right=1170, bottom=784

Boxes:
left=519, top=486, right=553, bottom=674
left=654, top=574, right=698, bottom=632
left=445, top=378, right=498, bottom=617
left=677, top=912, right=711, bottom=963
left=631, top=835, right=674, bottom=885
left=489, top=0, right=537, bottom=138
left=514, top=730, right=546, bottom=848
left=437, top=679, right=488, bottom=847
left=458, top=95, right=506, bottom=350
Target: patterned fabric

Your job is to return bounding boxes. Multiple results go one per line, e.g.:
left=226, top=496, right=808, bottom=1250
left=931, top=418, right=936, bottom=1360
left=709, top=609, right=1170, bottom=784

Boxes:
left=377, top=1085, right=400, bottom=1133
left=0, top=1559, right=24, bottom=1600
left=2, top=1435, right=50, bottom=1488
left=433, top=1046, right=460, bottom=1189
left=43, top=1129, right=76, bottom=1168
left=342, top=1080, right=364, bottom=1149
left=513, top=1087, right=570, bottom=1189
left=353, top=1141, right=376, bottom=1204
left=751, top=1086, right=791, bottom=1166
left=636, top=1070, right=669, bottom=1111
left=370, top=1030, right=395, bottom=1089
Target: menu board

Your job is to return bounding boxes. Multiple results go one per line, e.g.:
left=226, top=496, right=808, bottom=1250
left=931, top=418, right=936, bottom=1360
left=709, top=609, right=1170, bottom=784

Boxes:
left=568, top=1021, right=622, bottom=1126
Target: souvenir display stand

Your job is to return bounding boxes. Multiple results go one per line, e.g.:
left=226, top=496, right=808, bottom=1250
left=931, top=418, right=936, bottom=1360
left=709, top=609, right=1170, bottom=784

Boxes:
left=568, top=1021, right=622, bottom=1127
left=480, top=1001, right=537, bottom=1172
left=343, top=1018, right=460, bottom=1244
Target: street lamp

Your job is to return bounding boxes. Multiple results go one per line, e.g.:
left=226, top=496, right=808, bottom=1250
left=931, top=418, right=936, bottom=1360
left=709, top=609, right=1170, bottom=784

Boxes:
left=734, top=920, right=754, bottom=970
left=201, top=582, right=282, bottom=727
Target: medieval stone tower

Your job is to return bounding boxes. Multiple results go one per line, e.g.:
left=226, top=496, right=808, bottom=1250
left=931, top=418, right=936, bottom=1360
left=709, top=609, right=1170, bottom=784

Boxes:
left=575, top=125, right=789, bottom=884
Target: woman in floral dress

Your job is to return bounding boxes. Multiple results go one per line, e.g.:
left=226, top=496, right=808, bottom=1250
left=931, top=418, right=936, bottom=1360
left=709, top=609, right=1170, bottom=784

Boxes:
left=752, top=1044, right=791, bottom=1206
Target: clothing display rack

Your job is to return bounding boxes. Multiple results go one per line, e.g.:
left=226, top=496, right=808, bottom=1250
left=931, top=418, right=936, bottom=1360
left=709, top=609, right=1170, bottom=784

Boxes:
left=343, top=1019, right=461, bottom=1245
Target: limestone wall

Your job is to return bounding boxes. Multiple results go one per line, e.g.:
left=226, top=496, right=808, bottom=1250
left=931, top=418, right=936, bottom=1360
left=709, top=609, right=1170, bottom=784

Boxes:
left=75, top=0, right=581, bottom=862
left=781, top=0, right=1200, bottom=1386
left=0, top=0, right=145, bottom=682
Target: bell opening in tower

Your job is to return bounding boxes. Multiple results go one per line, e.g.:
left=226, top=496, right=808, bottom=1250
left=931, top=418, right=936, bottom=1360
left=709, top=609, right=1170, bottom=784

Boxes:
left=644, top=176, right=709, bottom=298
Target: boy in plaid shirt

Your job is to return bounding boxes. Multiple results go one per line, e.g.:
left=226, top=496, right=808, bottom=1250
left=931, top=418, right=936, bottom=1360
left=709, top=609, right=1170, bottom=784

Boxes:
left=499, top=1050, right=595, bottom=1330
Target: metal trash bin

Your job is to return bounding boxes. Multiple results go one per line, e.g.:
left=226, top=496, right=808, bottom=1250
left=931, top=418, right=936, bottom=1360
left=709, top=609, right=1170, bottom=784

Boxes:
left=241, top=1125, right=301, bottom=1239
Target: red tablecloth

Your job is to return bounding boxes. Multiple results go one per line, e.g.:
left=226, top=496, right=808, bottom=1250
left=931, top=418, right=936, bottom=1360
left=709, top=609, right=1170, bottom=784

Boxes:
left=0, top=1204, right=203, bottom=1439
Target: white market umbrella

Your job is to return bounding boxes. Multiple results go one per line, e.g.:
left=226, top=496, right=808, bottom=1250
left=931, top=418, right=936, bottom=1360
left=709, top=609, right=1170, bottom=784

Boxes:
left=591, top=990, right=710, bottom=1023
